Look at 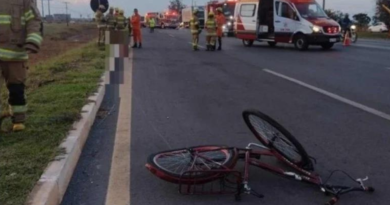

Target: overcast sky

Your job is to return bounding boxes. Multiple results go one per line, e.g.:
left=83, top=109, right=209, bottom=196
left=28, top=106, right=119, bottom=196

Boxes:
left=42, top=0, right=376, bottom=19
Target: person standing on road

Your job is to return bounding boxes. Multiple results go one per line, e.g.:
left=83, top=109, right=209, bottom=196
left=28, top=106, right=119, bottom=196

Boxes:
left=0, top=0, right=43, bottom=131
left=205, top=11, right=217, bottom=51
left=215, top=8, right=226, bottom=51
left=189, top=10, right=201, bottom=51
left=131, top=9, right=142, bottom=48
left=149, top=18, right=156, bottom=33
left=339, top=14, right=352, bottom=38
left=115, top=10, right=127, bottom=31
left=114, top=7, right=120, bottom=17
left=105, top=7, right=117, bottom=31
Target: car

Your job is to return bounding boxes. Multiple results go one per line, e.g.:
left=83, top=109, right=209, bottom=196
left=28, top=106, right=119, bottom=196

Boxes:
left=368, top=22, right=388, bottom=33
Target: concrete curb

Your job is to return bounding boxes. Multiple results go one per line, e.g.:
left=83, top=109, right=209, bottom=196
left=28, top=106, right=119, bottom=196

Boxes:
left=25, top=74, right=106, bottom=205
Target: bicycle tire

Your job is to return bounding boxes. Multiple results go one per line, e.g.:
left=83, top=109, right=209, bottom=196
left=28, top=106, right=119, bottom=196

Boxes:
left=146, top=145, right=238, bottom=184
left=243, top=110, right=312, bottom=170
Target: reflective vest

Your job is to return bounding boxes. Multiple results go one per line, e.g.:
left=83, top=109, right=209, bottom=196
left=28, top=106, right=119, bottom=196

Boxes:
left=95, top=10, right=105, bottom=27
left=116, top=16, right=126, bottom=29
left=105, top=13, right=116, bottom=28
left=206, top=19, right=217, bottom=36
left=189, top=17, right=199, bottom=34
left=149, top=19, right=155, bottom=27
left=0, top=0, right=43, bottom=61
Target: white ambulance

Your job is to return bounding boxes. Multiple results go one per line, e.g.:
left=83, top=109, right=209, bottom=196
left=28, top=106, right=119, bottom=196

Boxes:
left=234, top=0, right=341, bottom=50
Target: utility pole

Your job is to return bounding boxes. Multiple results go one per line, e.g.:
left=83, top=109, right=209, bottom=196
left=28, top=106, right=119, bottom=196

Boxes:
left=47, top=0, right=53, bottom=16
left=41, top=0, right=45, bottom=17
left=323, top=0, right=325, bottom=9
left=63, top=2, right=70, bottom=26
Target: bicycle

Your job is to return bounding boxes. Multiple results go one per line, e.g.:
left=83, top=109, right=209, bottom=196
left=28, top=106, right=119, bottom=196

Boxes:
left=145, top=109, right=374, bottom=205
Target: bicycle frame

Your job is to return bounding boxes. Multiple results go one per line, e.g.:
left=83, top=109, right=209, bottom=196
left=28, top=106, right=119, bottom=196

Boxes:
left=177, top=143, right=373, bottom=204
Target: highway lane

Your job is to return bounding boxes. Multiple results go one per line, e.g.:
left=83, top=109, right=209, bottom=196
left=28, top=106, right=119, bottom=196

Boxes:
left=62, top=28, right=390, bottom=205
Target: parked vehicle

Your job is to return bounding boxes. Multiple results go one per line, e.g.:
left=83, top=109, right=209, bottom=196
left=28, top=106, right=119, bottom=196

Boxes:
left=368, top=22, right=389, bottom=33
left=182, top=6, right=205, bottom=28
left=145, top=11, right=180, bottom=29
left=234, top=0, right=342, bottom=50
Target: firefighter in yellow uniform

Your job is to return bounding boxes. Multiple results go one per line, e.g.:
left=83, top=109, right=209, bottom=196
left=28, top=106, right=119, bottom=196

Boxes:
left=105, top=7, right=117, bottom=31
left=0, top=0, right=43, bottom=131
left=189, top=10, right=201, bottom=51
left=95, top=5, right=106, bottom=45
left=115, top=10, right=127, bottom=31
left=205, top=11, right=217, bottom=51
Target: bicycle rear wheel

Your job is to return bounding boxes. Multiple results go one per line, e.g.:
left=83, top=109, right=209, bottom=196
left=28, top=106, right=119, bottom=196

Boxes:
left=146, top=146, right=238, bottom=184
left=243, top=110, right=312, bottom=170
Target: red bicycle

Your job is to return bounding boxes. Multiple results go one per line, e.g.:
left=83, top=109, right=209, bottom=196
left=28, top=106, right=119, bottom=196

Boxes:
left=145, top=110, right=374, bottom=205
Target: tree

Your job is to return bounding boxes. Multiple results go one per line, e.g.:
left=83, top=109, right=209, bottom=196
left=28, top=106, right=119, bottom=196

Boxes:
left=169, top=0, right=186, bottom=14
left=353, top=13, right=371, bottom=28
left=376, top=0, right=390, bottom=28
left=324, top=9, right=344, bottom=22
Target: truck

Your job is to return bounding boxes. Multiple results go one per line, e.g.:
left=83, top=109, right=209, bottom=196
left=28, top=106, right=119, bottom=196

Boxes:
left=145, top=11, right=180, bottom=29
left=205, top=0, right=238, bottom=36
left=234, top=0, right=342, bottom=50
left=181, top=6, right=205, bottom=29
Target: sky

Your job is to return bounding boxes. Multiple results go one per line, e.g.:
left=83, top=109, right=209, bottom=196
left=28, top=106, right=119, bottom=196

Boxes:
left=42, top=0, right=376, bottom=19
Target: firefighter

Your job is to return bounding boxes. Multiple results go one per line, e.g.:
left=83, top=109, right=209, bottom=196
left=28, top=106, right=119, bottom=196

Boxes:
left=149, top=18, right=156, bottom=33
left=116, top=10, right=127, bottom=31
left=0, top=0, right=43, bottom=131
left=114, top=7, right=120, bottom=17
left=189, top=10, right=201, bottom=51
left=105, top=7, right=117, bottom=31
left=131, top=8, right=142, bottom=48
left=95, top=5, right=106, bottom=46
left=205, top=11, right=217, bottom=51
left=216, top=8, right=226, bottom=51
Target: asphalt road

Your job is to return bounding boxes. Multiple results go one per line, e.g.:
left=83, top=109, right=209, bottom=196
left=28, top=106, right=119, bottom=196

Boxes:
left=62, top=29, right=390, bottom=205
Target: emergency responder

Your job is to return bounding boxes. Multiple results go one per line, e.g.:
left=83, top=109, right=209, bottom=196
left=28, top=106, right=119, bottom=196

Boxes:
left=131, top=8, right=142, bottom=48
left=0, top=0, right=43, bottom=131
left=105, top=7, right=117, bottom=31
left=116, top=10, right=127, bottom=31
left=205, top=11, right=217, bottom=51
left=189, top=10, right=201, bottom=51
left=215, top=8, right=226, bottom=51
left=339, top=14, right=352, bottom=38
left=95, top=5, right=106, bottom=46
left=149, top=18, right=156, bottom=33
left=114, top=7, right=120, bottom=17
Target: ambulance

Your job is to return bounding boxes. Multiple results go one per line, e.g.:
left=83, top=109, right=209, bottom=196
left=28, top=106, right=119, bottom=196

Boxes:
left=234, top=0, right=342, bottom=50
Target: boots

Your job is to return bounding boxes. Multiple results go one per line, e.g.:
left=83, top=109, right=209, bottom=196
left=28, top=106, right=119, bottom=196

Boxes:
left=206, top=45, right=210, bottom=51
left=217, top=38, right=222, bottom=50
left=132, top=43, right=138, bottom=48
left=13, top=123, right=25, bottom=132
left=138, top=43, right=142, bottom=48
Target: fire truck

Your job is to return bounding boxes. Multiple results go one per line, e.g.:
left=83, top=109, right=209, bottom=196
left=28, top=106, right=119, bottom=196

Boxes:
left=145, top=10, right=180, bottom=29
left=205, top=0, right=238, bottom=36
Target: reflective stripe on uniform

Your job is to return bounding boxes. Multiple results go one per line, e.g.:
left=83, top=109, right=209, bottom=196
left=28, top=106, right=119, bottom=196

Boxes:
left=26, top=33, right=43, bottom=46
left=0, top=49, right=28, bottom=61
left=206, top=20, right=217, bottom=36
left=0, top=15, right=11, bottom=24
left=10, top=105, right=28, bottom=114
left=24, top=10, right=35, bottom=21
left=190, top=18, right=199, bottom=34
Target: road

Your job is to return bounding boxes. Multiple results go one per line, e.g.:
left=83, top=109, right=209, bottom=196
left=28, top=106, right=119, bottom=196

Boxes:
left=61, top=29, right=390, bottom=205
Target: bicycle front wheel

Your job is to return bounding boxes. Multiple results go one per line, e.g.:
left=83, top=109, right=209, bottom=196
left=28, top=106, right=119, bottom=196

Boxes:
left=243, top=110, right=312, bottom=170
left=146, top=146, right=238, bottom=184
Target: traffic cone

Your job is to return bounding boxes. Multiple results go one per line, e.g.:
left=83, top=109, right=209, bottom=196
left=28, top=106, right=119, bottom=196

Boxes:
left=343, top=31, right=351, bottom=46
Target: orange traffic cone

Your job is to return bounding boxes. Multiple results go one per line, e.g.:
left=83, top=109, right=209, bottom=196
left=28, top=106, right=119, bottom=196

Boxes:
left=343, top=31, right=351, bottom=46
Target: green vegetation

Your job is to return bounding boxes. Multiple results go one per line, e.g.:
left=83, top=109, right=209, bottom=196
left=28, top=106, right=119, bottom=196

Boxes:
left=359, top=31, right=390, bottom=39
left=0, top=43, right=105, bottom=205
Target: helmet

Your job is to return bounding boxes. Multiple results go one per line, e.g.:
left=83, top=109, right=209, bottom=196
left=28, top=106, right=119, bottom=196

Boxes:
left=115, top=7, right=120, bottom=11
left=193, top=9, right=199, bottom=15
left=208, top=11, right=215, bottom=17
left=119, top=10, right=124, bottom=14
left=99, top=5, right=106, bottom=10
left=216, top=7, right=223, bottom=12
left=109, top=7, right=114, bottom=11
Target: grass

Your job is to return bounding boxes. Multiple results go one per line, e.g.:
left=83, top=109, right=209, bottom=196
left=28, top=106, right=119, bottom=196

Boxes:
left=43, top=23, right=95, bottom=40
left=0, top=43, right=105, bottom=205
left=358, top=31, right=390, bottom=40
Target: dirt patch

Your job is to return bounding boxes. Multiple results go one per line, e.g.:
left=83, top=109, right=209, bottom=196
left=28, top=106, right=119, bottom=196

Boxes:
left=29, top=24, right=97, bottom=66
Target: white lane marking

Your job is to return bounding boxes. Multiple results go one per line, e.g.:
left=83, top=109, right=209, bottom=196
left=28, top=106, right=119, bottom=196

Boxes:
left=263, top=69, right=390, bottom=121
left=169, top=34, right=175, bottom=38
left=352, top=43, right=390, bottom=51
left=386, top=67, right=390, bottom=70
left=105, top=48, right=132, bottom=205
left=188, top=42, right=205, bottom=48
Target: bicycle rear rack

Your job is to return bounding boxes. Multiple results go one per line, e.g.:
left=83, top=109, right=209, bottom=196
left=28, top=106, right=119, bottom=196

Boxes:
left=178, top=170, right=243, bottom=199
